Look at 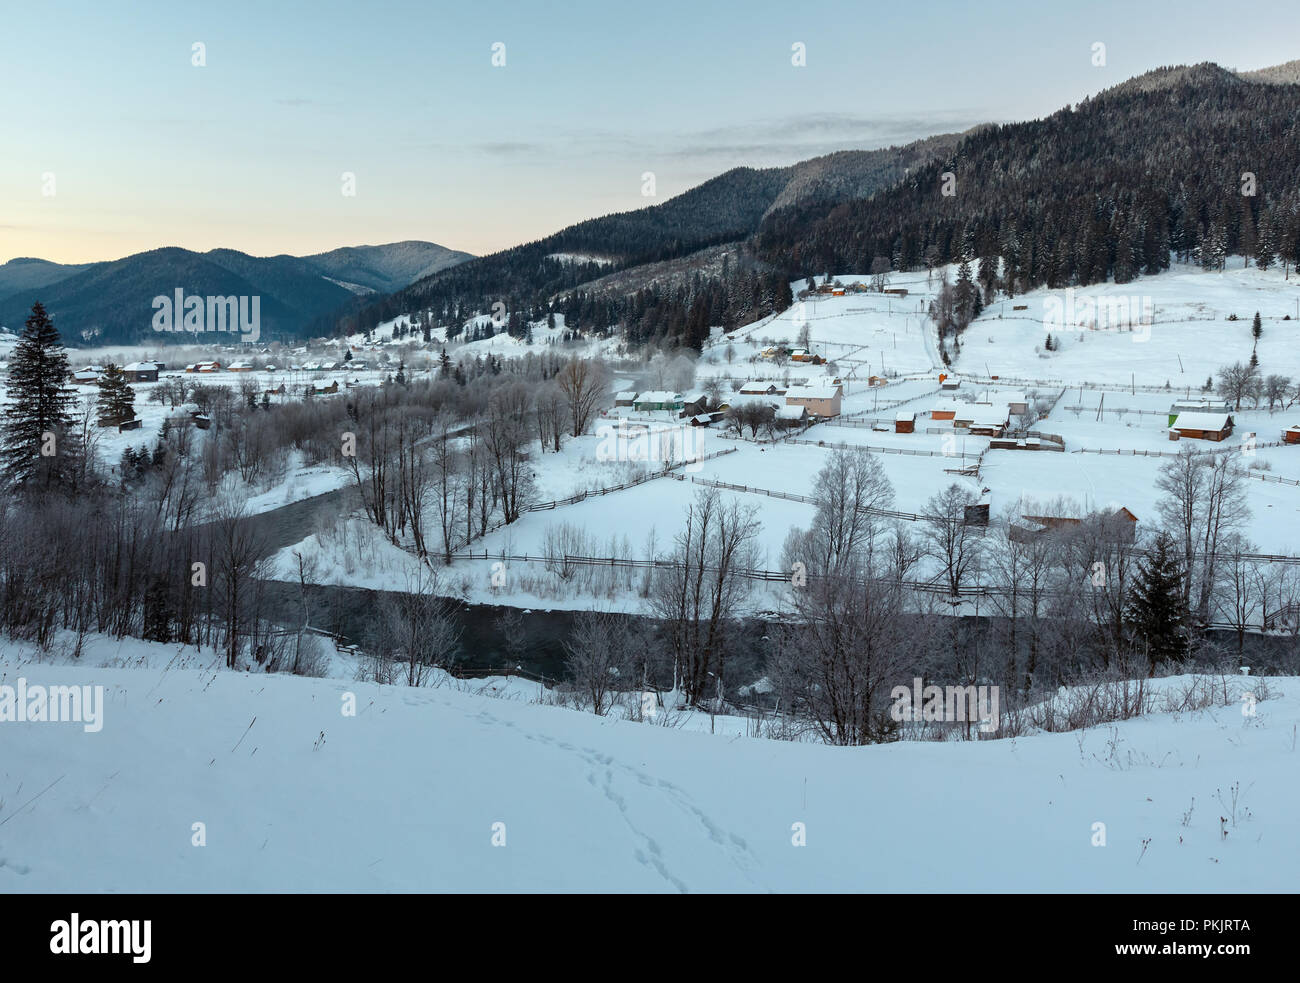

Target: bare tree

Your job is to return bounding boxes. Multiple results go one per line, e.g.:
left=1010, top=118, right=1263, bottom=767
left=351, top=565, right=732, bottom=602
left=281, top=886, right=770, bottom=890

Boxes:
left=483, top=382, right=534, bottom=523
left=1215, top=362, right=1259, bottom=411
left=556, top=357, right=608, bottom=437
left=649, top=488, right=760, bottom=705
left=428, top=411, right=464, bottom=563
left=1263, top=374, right=1291, bottom=412
left=533, top=383, right=566, bottom=453
left=1213, top=534, right=1260, bottom=656
left=921, top=483, right=985, bottom=598
left=1157, top=448, right=1250, bottom=625
left=376, top=565, right=462, bottom=686
left=563, top=609, right=632, bottom=716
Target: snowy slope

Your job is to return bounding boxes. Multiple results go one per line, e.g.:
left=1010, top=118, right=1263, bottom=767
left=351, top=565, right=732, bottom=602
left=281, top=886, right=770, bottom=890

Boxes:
left=1, top=652, right=1293, bottom=892
left=958, top=262, right=1300, bottom=386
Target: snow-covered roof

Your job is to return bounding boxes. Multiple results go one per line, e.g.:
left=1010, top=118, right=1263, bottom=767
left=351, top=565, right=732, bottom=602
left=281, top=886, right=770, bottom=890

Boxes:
left=615, top=391, right=636, bottom=401
left=970, top=405, right=1010, bottom=426
left=634, top=390, right=681, bottom=403
left=725, top=394, right=780, bottom=409
left=739, top=380, right=778, bottom=393
left=1171, top=412, right=1232, bottom=431
left=777, top=405, right=807, bottom=420
left=123, top=361, right=157, bottom=372
left=895, top=411, right=916, bottom=421
left=785, top=382, right=840, bottom=401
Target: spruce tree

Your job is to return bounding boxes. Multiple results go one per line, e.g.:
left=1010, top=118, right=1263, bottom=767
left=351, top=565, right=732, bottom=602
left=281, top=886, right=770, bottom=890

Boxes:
left=1252, top=312, right=1262, bottom=342
left=1, top=301, right=78, bottom=489
left=1128, top=532, right=1189, bottom=670
left=954, top=259, right=977, bottom=330
left=96, top=363, right=135, bottom=426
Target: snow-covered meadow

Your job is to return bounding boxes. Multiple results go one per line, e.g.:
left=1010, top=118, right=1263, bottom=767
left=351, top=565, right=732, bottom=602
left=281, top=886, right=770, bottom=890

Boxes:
left=1, top=633, right=1293, bottom=892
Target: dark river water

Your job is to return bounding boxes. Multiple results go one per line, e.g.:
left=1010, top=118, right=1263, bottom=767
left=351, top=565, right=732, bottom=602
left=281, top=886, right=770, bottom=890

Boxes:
left=240, top=487, right=1299, bottom=684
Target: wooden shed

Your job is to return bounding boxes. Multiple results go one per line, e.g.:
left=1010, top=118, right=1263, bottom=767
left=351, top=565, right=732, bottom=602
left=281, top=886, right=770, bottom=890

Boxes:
left=1169, top=412, right=1234, bottom=442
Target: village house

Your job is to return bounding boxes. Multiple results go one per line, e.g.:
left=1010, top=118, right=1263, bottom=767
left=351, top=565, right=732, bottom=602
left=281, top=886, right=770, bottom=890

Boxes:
left=614, top=391, right=637, bottom=408
left=310, top=380, right=340, bottom=396
left=940, top=374, right=962, bottom=391
left=1169, top=411, right=1234, bottom=442
left=1284, top=425, right=1300, bottom=445
left=72, top=368, right=101, bottom=384
left=739, top=380, right=786, bottom=396
left=785, top=381, right=842, bottom=419
left=227, top=361, right=255, bottom=372
left=122, top=361, right=159, bottom=383
left=633, top=391, right=683, bottom=412
left=965, top=405, right=1011, bottom=437
left=679, top=393, right=709, bottom=418
left=868, top=375, right=889, bottom=387
left=895, top=411, right=916, bottom=434
left=186, top=360, right=221, bottom=374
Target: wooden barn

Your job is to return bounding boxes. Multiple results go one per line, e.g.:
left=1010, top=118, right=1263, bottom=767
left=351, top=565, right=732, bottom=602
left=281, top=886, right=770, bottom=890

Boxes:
left=1015, top=507, right=1138, bottom=544
left=930, top=400, right=959, bottom=421
left=1169, top=412, right=1234, bottom=442
left=895, top=411, right=916, bottom=434
left=122, top=361, right=159, bottom=383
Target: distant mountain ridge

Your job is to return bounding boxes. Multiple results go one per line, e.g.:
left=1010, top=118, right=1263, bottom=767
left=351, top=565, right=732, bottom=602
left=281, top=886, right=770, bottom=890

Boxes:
left=756, top=60, right=1300, bottom=284
left=0, top=257, right=98, bottom=296
left=0, top=241, right=472, bottom=344
left=334, top=133, right=968, bottom=335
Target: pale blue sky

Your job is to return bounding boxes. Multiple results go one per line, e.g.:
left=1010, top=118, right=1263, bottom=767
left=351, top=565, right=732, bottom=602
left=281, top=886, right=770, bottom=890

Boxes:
left=2, top=0, right=1297, bottom=263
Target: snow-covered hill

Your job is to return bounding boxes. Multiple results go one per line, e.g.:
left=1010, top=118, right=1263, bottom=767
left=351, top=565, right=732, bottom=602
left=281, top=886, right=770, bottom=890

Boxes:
left=1, top=640, right=1292, bottom=892
left=957, top=262, right=1300, bottom=387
